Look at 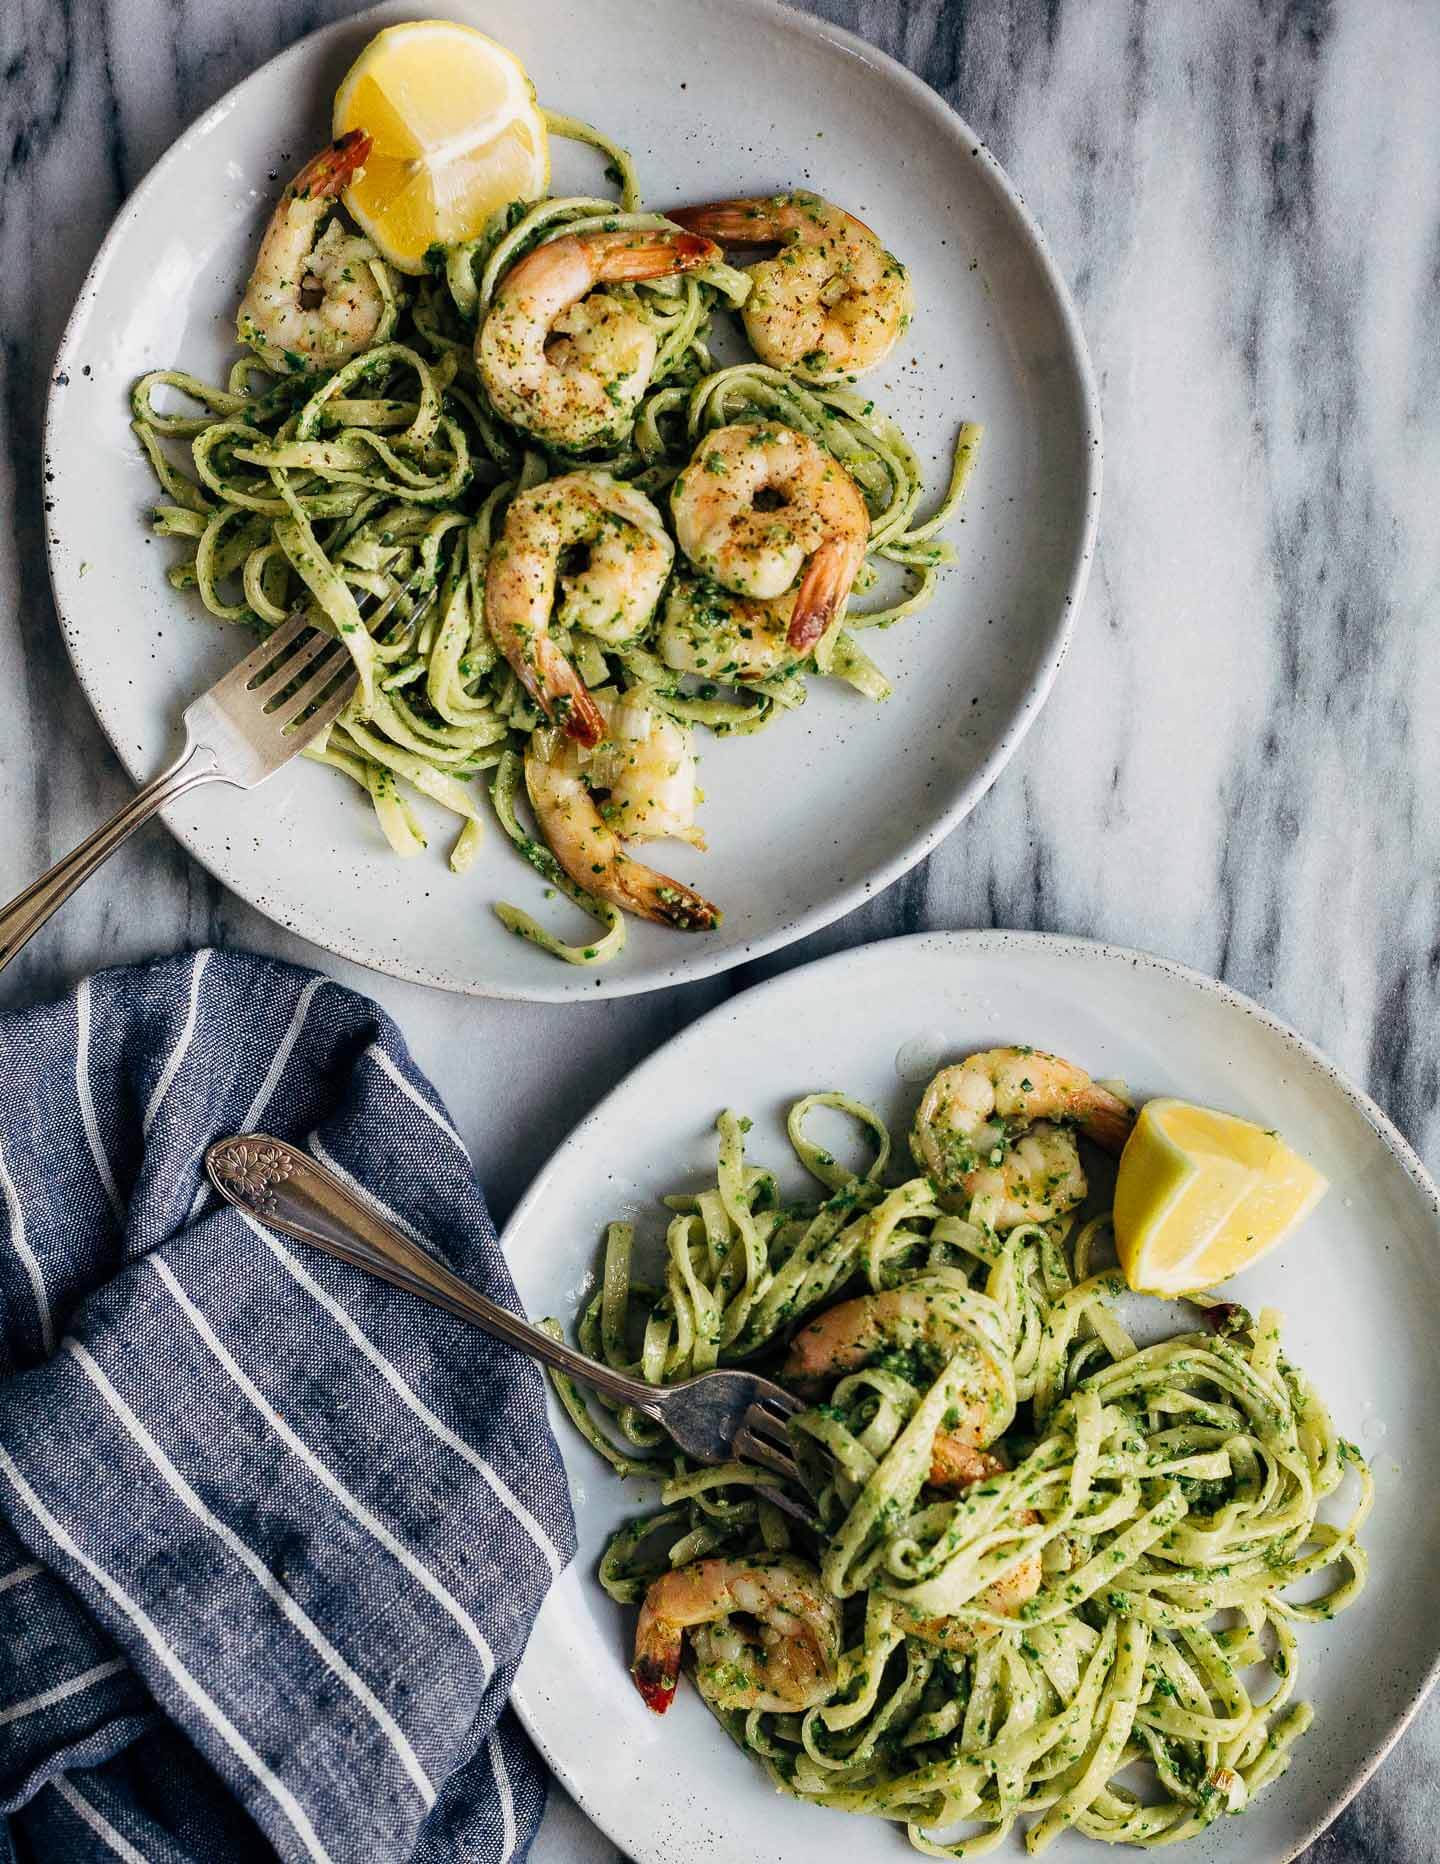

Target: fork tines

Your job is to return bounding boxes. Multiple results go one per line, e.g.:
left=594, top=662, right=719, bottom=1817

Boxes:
left=242, top=615, right=350, bottom=725
left=734, top=1406, right=821, bottom=1532
left=228, top=570, right=436, bottom=743
left=735, top=1401, right=804, bottom=1485
left=743, top=1371, right=805, bottom=1417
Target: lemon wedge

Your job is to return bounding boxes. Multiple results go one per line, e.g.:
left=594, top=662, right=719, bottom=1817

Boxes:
left=1113, top=1099, right=1328, bottom=1296
left=333, top=20, right=549, bottom=274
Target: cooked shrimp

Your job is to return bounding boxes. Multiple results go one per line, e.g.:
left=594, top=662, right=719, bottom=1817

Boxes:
left=893, top=1596, right=1017, bottom=1654
left=911, top=1048, right=1134, bottom=1227
left=477, top=228, right=719, bottom=450
left=670, top=192, right=912, bottom=380
left=486, top=472, right=673, bottom=746
left=956, top=1123, right=1089, bottom=1232
left=584, top=691, right=707, bottom=848
left=670, top=424, right=869, bottom=653
left=898, top=1433, right=1042, bottom=1652
left=929, top=1440, right=1009, bottom=1490
left=783, top=1285, right=1011, bottom=1460
left=633, top=1553, right=840, bottom=1714
left=524, top=703, right=720, bottom=930
left=783, top=1284, right=1038, bottom=1640
left=533, top=474, right=675, bottom=649
left=656, top=569, right=800, bottom=683
left=892, top=1538, right=1042, bottom=1652
left=236, top=133, right=394, bottom=374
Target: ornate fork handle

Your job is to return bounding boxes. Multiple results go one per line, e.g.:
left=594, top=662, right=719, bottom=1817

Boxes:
left=205, top=1134, right=666, bottom=1418
left=0, top=741, right=220, bottom=974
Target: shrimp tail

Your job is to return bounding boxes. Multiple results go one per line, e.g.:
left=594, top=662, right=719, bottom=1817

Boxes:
left=788, top=539, right=863, bottom=652
left=615, top=856, right=722, bottom=932
left=668, top=199, right=787, bottom=245
left=1079, top=1090, right=1136, bottom=1156
left=523, top=748, right=722, bottom=931
left=632, top=1613, right=682, bottom=1713
left=595, top=228, right=720, bottom=282
left=632, top=1652, right=679, bottom=1713
left=531, top=639, right=606, bottom=746
left=670, top=196, right=878, bottom=247
left=292, top=129, right=372, bottom=202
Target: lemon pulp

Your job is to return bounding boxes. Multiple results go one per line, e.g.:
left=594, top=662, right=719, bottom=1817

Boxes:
left=1113, top=1098, right=1328, bottom=1296
left=333, top=21, right=549, bottom=273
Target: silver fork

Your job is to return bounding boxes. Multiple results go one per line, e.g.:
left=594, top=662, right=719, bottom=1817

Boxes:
left=205, top=1133, right=818, bottom=1528
left=0, top=580, right=427, bottom=976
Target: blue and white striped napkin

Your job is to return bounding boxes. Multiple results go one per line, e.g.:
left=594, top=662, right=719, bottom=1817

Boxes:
left=0, top=950, right=575, bottom=1863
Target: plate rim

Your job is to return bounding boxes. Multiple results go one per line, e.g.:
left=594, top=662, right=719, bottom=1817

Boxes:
left=502, top=926, right=1440, bottom=1861
left=41, top=0, right=1103, bottom=1003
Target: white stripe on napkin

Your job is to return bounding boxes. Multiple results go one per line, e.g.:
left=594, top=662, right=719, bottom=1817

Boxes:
left=365, top=1045, right=468, bottom=1156
left=303, top=1139, right=564, bottom=1583
left=236, top=975, right=330, bottom=1135
left=0, top=1658, right=126, bottom=1726
left=486, top=1730, right=518, bottom=1862
left=0, top=1562, right=42, bottom=1594
left=68, top=1339, right=437, bottom=1810
left=75, top=978, right=123, bottom=1221
left=0, top=1140, right=53, bottom=1354
left=152, top=1256, right=494, bottom=1662
left=0, top=1444, right=335, bottom=1864
left=185, top=974, right=330, bottom=1226
left=51, top=1776, right=149, bottom=1864
left=143, top=949, right=210, bottom=1134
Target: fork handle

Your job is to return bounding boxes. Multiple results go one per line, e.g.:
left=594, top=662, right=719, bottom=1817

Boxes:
left=205, top=1133, right=665, bottom=1417
left=0, top=740, right=220, bottom=975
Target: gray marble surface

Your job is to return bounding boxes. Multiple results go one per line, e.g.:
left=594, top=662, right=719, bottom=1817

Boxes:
left=2, top=0, right=1436, bottom=1857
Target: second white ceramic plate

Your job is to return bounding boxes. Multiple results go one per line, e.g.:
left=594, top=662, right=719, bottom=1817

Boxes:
left=505, top=931, right=1440, bottom=1862
left=44, top=0, right=1098, bottom=999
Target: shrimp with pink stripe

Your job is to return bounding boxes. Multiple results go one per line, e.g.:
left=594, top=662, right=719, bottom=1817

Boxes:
left=670, top=191, right=912, bottom=381
left=669, top=423, right=870, bottom=655
left=477, top=227, right=719, bottom=450
left=237, top=133, right=397, bottom=374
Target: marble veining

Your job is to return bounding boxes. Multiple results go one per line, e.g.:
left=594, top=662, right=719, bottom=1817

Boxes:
left=2, top=1, right=1438, bottom=1856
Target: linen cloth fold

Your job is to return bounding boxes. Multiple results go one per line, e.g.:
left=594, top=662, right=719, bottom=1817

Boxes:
left=0, top=950, right=575, bottom=1863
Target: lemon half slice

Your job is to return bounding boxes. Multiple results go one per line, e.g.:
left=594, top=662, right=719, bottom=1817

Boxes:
left=334, top=21, right=549, bottom=274
left=1113, top=1099, right=1328, bottom=1296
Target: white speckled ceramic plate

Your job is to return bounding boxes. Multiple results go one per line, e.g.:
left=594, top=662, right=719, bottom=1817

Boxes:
left=505, top=930, right=1440, bottom=1861
left=43, top=0, right=1098, bottom=1000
